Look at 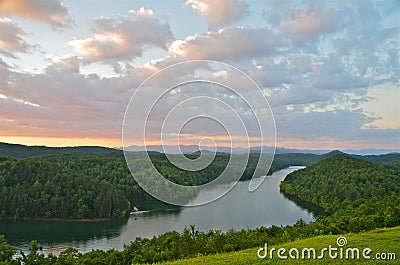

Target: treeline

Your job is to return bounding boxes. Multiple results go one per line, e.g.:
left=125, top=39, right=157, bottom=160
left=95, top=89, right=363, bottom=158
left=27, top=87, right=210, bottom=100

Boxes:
left=0, top=222, right=329, bottom=265
left=0, top=142, right=117, bottom=159
left=0, top=157, right=130, bottom=219
left=357, top=153, right=400, bottom=168
left=150, top=152, right=322, bottom=183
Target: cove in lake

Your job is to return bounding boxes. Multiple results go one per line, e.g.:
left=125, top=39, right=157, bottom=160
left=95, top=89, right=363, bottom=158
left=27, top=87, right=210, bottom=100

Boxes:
left=0, top=167, right=316, bottom=255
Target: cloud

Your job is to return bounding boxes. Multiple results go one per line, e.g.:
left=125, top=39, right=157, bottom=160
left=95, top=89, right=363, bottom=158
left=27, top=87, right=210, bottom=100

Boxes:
left=0, top=64, right=134, bottom=139
left=0, top=17, right=31, bottom=56
left=0, top=0, right=73, bottom=28
left=252, top=53, right=373, bottom=110
left=169, top=27, right=282, bottom=61
left=184, top=0, right=249, bottom=29
left=262, top=0, right=296, bottom=25
left=280, top=8, right=337, bottom=44
left=67, top=11, right=174, bottom=63
left=308, top=58, right=370, bottom=91
left=47, top=55, right=80, bottom=74
left=275, top=107, right=399, bottom=149
left=249, top=1, right=399, bottom=107
left=128, top=7, right=154, bottom=17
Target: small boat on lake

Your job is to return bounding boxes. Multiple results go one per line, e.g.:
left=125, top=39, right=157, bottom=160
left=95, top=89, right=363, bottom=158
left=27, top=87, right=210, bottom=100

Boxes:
left=130, top=206, right=150, bottom=215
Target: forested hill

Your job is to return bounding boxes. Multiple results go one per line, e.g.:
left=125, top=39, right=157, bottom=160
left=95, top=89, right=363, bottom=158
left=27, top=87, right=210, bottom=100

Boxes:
left=0, top=142, right=119, bottom=158
left=280, top=152, right=400, bottom=214
left=0, top=156, right=130, bottom=220
left=357, top=153, right=400, bottom=167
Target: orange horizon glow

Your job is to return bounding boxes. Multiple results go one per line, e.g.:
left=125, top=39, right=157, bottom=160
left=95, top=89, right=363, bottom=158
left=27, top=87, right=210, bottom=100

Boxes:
left=0, top=136, right=123, bottom=148
left=1, top=136, right=398, bottom=150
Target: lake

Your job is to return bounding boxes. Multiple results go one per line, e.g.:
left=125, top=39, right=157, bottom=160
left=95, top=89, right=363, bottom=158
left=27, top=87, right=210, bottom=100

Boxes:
left=0, top=166, right=315, bottom=255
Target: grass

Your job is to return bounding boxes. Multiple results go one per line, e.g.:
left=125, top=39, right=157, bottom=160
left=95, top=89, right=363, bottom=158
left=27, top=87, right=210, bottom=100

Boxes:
left=160, top=226, right=400, bottom=264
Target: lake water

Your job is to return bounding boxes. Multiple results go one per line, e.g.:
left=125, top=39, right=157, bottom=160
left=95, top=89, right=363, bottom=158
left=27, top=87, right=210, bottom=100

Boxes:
left=0, top=167, right=315, bottom=255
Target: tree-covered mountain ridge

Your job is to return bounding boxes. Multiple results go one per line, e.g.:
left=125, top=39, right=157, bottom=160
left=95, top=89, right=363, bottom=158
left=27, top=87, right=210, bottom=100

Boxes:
left=2, top=142, right=398, bottom=159
left=280, top=151, right=400, bottom=214
left=0, top=142, right=118, bottom=159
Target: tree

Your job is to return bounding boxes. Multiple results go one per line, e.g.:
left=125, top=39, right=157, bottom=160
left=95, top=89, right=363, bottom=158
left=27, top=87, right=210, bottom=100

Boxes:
left=0, top=235, right=15, bottom=263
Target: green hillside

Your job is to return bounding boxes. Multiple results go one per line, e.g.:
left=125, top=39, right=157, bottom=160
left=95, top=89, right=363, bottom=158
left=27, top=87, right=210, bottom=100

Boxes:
left=162, top=226, right=400, bottom=264
left=280, top=152, right=400, bottom=214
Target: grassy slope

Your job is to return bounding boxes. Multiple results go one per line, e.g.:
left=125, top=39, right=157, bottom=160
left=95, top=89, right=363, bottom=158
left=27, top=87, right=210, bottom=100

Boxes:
left=161, top=226, right=400, bottom=264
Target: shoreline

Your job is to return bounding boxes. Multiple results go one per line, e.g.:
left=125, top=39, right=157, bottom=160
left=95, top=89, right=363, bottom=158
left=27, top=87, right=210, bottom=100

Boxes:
left=0, top=217, right=127, bottom=222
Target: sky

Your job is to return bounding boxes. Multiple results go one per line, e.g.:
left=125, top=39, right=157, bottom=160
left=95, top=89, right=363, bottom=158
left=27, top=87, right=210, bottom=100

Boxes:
left=0, top=0, right=399, bottom=150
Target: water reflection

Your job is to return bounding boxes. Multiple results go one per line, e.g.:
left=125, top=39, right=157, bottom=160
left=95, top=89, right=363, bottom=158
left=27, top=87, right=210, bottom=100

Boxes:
left=0, top=219, right=127, bottom=244
left=0, top=219, right=128, bottom=255
left=281, top=193, right=327, bottom=218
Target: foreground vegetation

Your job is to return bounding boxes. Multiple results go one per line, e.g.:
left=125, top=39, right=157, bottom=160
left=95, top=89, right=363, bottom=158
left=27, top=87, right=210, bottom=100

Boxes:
left=0, top=222, right=399, bottom=264
left=162, top=226, right=399, bottom=264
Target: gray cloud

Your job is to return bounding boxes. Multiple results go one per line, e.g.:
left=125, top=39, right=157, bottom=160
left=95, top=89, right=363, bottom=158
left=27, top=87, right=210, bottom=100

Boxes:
left=0, top=63, right=135, bottom=138
left=46, top=55, right=80, bottom=74
left=279, top=8, right=338, bottom=44
left=275, top=108, right=399, bottom=148
left=169, top=27, right=283, bottom=61
left=0, top=17, right=31, bottom=57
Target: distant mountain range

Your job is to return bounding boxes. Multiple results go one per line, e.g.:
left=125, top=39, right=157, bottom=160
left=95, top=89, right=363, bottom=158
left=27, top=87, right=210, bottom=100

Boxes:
left=123, top=144, right=399, bottom=156
left=0, top=142, right=398, bottom=159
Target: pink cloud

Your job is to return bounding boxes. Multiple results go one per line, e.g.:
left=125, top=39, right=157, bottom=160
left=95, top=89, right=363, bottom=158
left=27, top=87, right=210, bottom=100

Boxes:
left=67, top=12, right=174, bottom=63
left=185, top=0, right=248, bottom=29
left=280, top=8, right=337, bottom=44
left=0, top=17, right=31, bottom=56
left=46, top=55, right=80, bottom=74
left=0, top=0, right=72, bottom=28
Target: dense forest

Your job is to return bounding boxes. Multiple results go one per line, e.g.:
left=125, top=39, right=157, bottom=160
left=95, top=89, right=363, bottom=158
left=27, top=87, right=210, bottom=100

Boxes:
left=278, top=152, right=400, bottom=234
left=0, top=150, right=399, bottom=264
left=357, top=152, right=400, bottom=168
left=0, top=144, right=324, bottom=220
left=280, top=151, right=400, bottom=214
left=0, top=157, right=130, bottom=219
